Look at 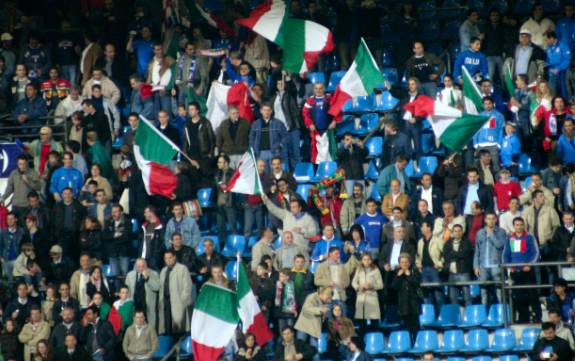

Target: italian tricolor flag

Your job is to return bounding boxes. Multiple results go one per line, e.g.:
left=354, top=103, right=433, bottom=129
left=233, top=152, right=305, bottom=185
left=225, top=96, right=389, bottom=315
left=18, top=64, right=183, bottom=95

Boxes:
left=227, top=149, right=263, bottom=195
left=237, top=262, right=274, bottom=345
left=133, top=116, right=178, bottom=198
left=403, top=95, right=490, bottom=151
left=191, top=283, right=240, bottom=361
left=329, top=39, right=384, bottom=117
left=206, top=82, right=254, bottom=130
left=236, top=0, right=334, bottom=74
left=461, top=66, right=484, bottom=115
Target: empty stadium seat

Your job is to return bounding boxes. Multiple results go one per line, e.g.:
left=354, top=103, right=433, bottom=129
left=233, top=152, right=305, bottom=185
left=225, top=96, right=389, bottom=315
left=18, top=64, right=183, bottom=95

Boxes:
left=443, top=21, right=461, bottom=41
left=419, top=156, right=439, bottom=175
left=197, top=188, right=213, bottom=208
left=421, top=133, right=436, bottom=155
left=381, top=48, right=394, bottom=67
left=153, top=336, right=174, bottom=358
left=314, top=161, right=337, bottom=181
left=365, top=160, right=380, bottom=181
left=179, top=335, right=193, bottom=359
left=522, top=176, right=532, bottom=193
left=420, top=22, right=441, bottom=41
left=458, top=304, right=487, bottom=328
left=440, top=0, right=464, bottom=19
left=102, top=264, right=113, bottom=277
left=543, top=0, right=560, bottom=13
left=499, top=355, right=519, bottom=361
left=486, top=328, right=515, bottom=353
left=513, top=327, right=540, bottom=352
left=513, top=0, right=534, bottom=15
left=308, top=72, right=325, bottom=85
left=310, top=261, right=320, bottom=274
left=482, top=304, right=511, bottom=328
left=472, top=357, right=492, bottom=361
left=382, top=68, right=399, bottom=86
left=296, top=184, right=313, bottom=201
left=383, top=330, right=412, bottom=354
left=222, top=235, right=246, bottom=257
left=490, top=0, right=508, bottom=12
left=447, top=357, right=466, bottom=361
left=419, top=304, right=436, bottom=327
left=410, top=330, right=439, bottom=353
left=461, top=329, right=489, bottom=353
left=418, top=1, right=437, bottom=20
left=438, top=330, right=465, bottom=353
left=365, top=332, right=385, bottom=354
left=294, top=162, right=315, bottom=183
left=357, top=113, right=380, bottom=135
left=373, top=90, right=399, bottom=111
left=365, top=137, right=383, bottom=158
left=350, top=95, right=374, bottom=112
left=242, top=236, right=259, bottom=257
left=327, top=71, right=346, bottom=92
left=224, top=260, right=238, bottom=279
left=519, top=154, right=539, bottom=176
left=318, top=332, right=328, bottom=354
left=370, top=186, right=382, bottom=202
left=432, top=304, right=461, bottom=328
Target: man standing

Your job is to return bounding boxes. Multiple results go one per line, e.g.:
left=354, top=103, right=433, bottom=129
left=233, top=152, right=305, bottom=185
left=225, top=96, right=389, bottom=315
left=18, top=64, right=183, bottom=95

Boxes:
left=216, top=106, right=250, bottom=169
left=340, top=183, right=367, bottom=236
left=129, top=75, right=153, bottom=119
left=55, top=334, right=90, bottom=361
left=453, top=37, right=489, bottom=84
left=523, top=190, right=561, bottom=253
left=158, top=250, right=193, bottom=336
left=0, top=212, right=25, bottom=282
left=50, top=307, right=81, bottom=352
left=250, top=103, right=288, bottom=169
left=302, top=82, right=335, bottom=165
left=405, top=41, right=445, bottom=97
left=122, top=310, right=159, bottom=361
left=337, top=133, right=368, bottom=194
left=545, top=31, right=571, bottom=98
left=443, top=224, right=473, bottom=305
left=271, top=76, right=303, bottom=170
left=274, top=231, right=309, bottom=270
left=521, top=4, right=556, bottom=49
left=474, top=97, right=504, bottom=171
left=411, top=173, right=443, bottom=217
left=13, top=84, right=48, bottom=128
left=51, top=187, right=85, bottom=257
left=164, top=202, right=200, bottom=249
left=459, top=10, right=482, bottom=51
left=183, top=101, right=215, bottom=178
left=456, top=167, right=494, bottom=216
left=125, top=258, right=160, bottom=330
left=556, top=117, right=575, bottom=165
left=377, top=155, right=411, bottom=196
left=175, top=42, right=202, bottom=107
left=83, top=306, right=116, bottom=361
left=18, top=306, right=50, bottom=361
left=250, top=228, right=274, bottom=272
left=139, top=206, right=164, bottom=271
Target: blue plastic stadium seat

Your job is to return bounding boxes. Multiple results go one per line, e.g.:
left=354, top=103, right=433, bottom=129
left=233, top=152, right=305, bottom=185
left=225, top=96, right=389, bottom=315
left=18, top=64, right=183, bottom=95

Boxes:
left=499, top=355, right=519, bottom=361
left=327, top=71, right=346, bottom=92
left=222, top=235, right=246, bottom=257
left=179, top=335, right=193, bottom=358
left=486, top=328, right=516, bottom=353
left=440, top=0, right=463, bottom=19
left=513, top=328, right=540, bottom=351
left=438, top=330, right=465, bottom=353
left=294, top=162, right=315, bottom=183
left=242, top=236, right=259, bottom=257
left=519, top=154, right=539, bottom=176
left=419, top=304, right=436, bottom=327
left=273, top=234, right=282, bottom=249
left=490, top=0, right=508, bottom=12
left=351, top=95, right=373, bottom=112
left=102, top=264, right=113, bottom=278
left=154, top=336, right=174, bottom=358
left=308, top=72, right=325, bottom=85
left=373, top=91, right=399, bottom=111
left=336, top=117, right=355, bottom=137
left=310, top=261, right=320, bottom=274
left=405, top=160, right=420, bottom=179
left=381, top=48, right=394, bottom=67
left=470, top=284, right=480, bottom=298
left=418, top=1, right=437, bottom=20
left=409, top=330, right=439, bottom=353
left=370, top=185, right=382, bottom=202
left=482, top=304, right=511, bottom=328
left=543, top=0, right=560, bottom=12
left=365, top=332, right=385, bottom=354
left=365, top=137, right=383, bottom=158
left=365, top=160, right=380, bottom=181
left=421, top=133, right=436, bottom=155
left=420, top=22, right=440, bottom=41
left=458, top=304, right=487, bottom=328
left=468, top=0, right=485, bottom=11
left=357, top=113, right=380, bottom=135
left=318, top=332, right=328, bottom=354
left=522, top=176, right=533, bottom=193
left=514, top=0, right=534, bottom=15
left=432, top=304, right=461, bottom=328
left=461, top=329, right=489, bottom=353
left=296, top=184, right=313, bottom=201
left=472, top=356, right=492, bottom=361
left=396, top=358, right=414, bottom=361
left=224, top=260, right=238, bottom=280
left=197, top=188, right=213, bottom=208
left=447, top=358, right=466, bottom=361
left=443, top=21, right=461, bottom=41
left=314, top=161, right=337, bottom=181
left=384, top=330, right=412, bottom=354
left=419, top=156, right=439, bottom=175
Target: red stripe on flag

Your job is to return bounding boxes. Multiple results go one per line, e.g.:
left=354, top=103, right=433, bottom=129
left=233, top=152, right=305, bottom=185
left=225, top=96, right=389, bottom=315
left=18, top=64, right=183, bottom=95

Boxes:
left=210, top=13, right=236, bottom=37
left=328, top=86, right=352, bottom=118
left=149, top=162, right=177, bottom=198
left=192, top=341, right=225, bottom=361
left=227, top=82, right=254, bottom=123
left=302, top=31, right=335, bottom=74
left=226, top=160, right=244, bottom=191
left=402, top=95, right=436, bottom=118
left=235, top=0, right=273, bottom=28
left=246, top=312, right=274, bottom=345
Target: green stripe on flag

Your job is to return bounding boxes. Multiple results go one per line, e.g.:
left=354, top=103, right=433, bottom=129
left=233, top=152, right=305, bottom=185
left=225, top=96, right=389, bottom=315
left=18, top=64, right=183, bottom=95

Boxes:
left=237, top=262, right=250, bottom=299
left=462, top=67, right=484, bottom=114
left=250, top=148, right=263, bottom=195
left=195, top=283, right=239, bottom=324
left=282, top=18, right=306, bottom=73
left=355, top=39, right=384, bottom=93
left=439, top=113, right=490, bottom=151
left=504, top=62, right=515, bottom=97
left=134, top=117, right=178, bottom=165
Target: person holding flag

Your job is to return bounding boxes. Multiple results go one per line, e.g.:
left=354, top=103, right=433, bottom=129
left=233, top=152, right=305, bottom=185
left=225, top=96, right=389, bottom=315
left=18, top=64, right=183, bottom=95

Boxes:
left=303, top=82, right=337, bottom=164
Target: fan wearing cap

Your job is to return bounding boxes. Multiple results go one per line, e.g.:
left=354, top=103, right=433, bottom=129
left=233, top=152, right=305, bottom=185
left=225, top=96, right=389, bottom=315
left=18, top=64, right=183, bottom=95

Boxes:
left=507, top=29, right=546, bottom=85
left=46, top=244, right=73, bottom=285
left=0, top=32, right=16, bottom=76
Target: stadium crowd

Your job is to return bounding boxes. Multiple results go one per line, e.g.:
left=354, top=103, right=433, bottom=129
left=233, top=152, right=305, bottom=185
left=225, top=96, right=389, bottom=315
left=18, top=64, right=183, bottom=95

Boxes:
left=2, top=0, right=575, bottom=361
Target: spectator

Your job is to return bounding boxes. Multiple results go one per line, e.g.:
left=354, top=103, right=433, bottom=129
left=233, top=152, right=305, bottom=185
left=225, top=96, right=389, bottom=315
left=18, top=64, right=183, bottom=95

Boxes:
left=548, top=211, right=575, bottom=263
left=147, top=45, right=172, bottom=115
left=391, top=253, right=422, bottom=341
left=412, top=199, right=435, bottom=240
left=523, top=189, right=561, bottom=251
left=303, top=82, right=335, bottom=165
left=18, top=305, right=49, bottom=361
left=314, top=247, right=351, bottom=310
left=95, top=43, right=128, bottom=90
left=164, top=202, right=200, bottom=249
left=405, top=41, right=445, bottom=97
left=51, top=187, right=85, bottom=258
left=546, top=32, right=571, bottom=98
left=556, top=118, right=575, bottom=165
left=381, top=121, right=412, bottom=166
left=1, top=155, right=41, bottom=218
left=55, top=334, right=90, bottom=361
left=40, top=67, right=71, bottom=110
left=128, top=74, right=153, bottom=119
left=500, top=123, right=522, bottom=177
left=267, top=157, right=296, bottom=191
left=547, top=279, right=575, bottom=325
left=86, top=265, right=111, bottom=303
left=381, top=207, right=417, bottom=247
left=90, top=84, right=120, bottom=140
left=411, top=173, right=443, bottom=217
left=125, top=258, right=160, bottom=330
left=216, top=106, right=250, bottom=169
left=432, top=200, right=466, bottom=245
left=83, top=305, right=116, bottom=361
left=250, top=102, right=288, bottom=169
left=354, top=198, right=388, bottom=253
left=380, top=226, right=416, bottom=279
left=122, top=309, right=158, bottom=360
left=13, top=83, right=48, bottom=129
left=126, top=26, right=154, bottom=78
left=340, top=183, right=367, bottom=236
left=416, top=221, right=444, bottom=307
left=352, top=253, right=383, bottom=333
left=22, top=35, right=50, bottom=81
left=474, top=97, right=504, bottom=170
left=437, top=75, right=462, bottom=108
left=0, top=212, right=24, bottom=282
left=69, top=254, right=92, bottom=309
left=78, top=217, right=104, bottom=262
left=481, top=10, right=509, bottom=83
left=381, top=179, right=409, bottom=218
left=251, top=228, right=274, bottom=272
left=214, top=154, right=237, bottom=242
left=294, top=286, right=332, bottom=348
left=33, top=339, right=52, bottom=361
left=275, top=325, right=317, bottom=361
left=158, top=250, right=192, bottom=336
left=82, top=99, right=113, bottom=151
left=270, top=75, right=302, bottom=170
left=337, top=133, right=367, bottom=195
left=169, top=232, right=198, bottom=274
left=274, top=231, right=309, bottom=270
left=325, top=304, right=355, bottom=360
left=453, top=37, right=489, bottom=84
left=531, top=322, right=573, bottom=361
left=456, top=167, right=494, bottom=216
left=459, top=10, right=482, bottom=52
left=139, top=206, right=164, bottom=271
left=521, top=4, right=556, bottom=49
left=557, top=4, right=575, bottom=49
left=103, top=204, right=131, bottom=278
left=443, top=224, right=473, bottom=305
left=51, top=283, right=79, bottom=325
left=80, top=32, right=103, bottom=85
left=377, top=155, right=411, bottom=196
left=183, top=101, right=215, bottom=177
left=49, top=307, right=81, bottom=353
left=0, top=319, right=20, bottom=361
left=520, top=173, right=556, bottom=205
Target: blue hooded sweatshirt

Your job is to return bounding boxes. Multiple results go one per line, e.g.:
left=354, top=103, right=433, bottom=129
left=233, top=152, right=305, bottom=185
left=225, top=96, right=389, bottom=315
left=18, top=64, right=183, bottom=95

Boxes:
left=453, top=49, right=489, bottom=82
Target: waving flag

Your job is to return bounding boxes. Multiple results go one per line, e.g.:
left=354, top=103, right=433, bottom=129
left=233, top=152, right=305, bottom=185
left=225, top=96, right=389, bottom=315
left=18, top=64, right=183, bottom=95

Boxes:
left=237, top=262, right=273, bottom=345
left=462, top=66, right=484, bottom=114
left=227, top=149, right=262, bottom=196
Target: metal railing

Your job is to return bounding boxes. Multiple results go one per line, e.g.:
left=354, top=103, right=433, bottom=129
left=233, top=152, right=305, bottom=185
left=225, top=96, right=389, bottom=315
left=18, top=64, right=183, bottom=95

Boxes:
left=160, top=335, right=188, bottom=361
left=421, top=261, right=575, bottom=327
left=0, top=114, right=68, bottom=143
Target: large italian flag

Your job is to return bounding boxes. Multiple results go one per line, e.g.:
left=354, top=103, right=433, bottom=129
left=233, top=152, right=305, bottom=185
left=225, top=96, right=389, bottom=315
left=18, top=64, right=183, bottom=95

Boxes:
left=237, top=262, right=274, bottom=345
left=236, top=0, right=334, bottom=74
left=403, top=95, right=490, bottom=151
left=227, top=149, right=263, bottom=195
left=191, top=283, right=240, bottom=361
left=206, top=82, right=253, bottom=130
left=329, top=39, right=384, bottom=117
left=133, top=116, right=178, bottom=198
left=461, top=66, right=484, bottom=115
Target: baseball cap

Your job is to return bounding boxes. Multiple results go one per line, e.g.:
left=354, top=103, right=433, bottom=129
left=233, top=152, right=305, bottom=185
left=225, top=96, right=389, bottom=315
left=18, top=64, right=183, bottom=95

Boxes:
left=519, top=29, right=531, bottom=35
left=49, top=245, right=63, bottom=254
left=0, top=33, right=13, bottom=41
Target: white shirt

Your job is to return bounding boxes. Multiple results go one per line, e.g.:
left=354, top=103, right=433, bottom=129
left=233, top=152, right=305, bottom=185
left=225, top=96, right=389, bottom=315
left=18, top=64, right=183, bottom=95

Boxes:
left=499, top=210, right=523, bottom=234
left=421, top=187, right=433, bottom=213
left=438, top=87, right=462, bottom=107
left=78, top=272, right=90, bottom=307
left=151, top=59, right=172, bottom=90
left=390, top=240, right=403, bottom=269
left=274, top=91, right=288, bottom=128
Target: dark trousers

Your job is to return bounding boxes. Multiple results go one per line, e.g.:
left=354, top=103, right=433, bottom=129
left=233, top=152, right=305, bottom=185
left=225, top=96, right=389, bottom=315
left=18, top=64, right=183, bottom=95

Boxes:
left=402, top=314, right=420, bottom=343
left=510, top=269, right=541, bottom=323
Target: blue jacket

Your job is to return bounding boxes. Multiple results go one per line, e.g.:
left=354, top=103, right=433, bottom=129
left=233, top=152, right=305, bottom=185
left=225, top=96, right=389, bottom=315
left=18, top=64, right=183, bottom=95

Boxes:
left=376, top=164, right=412, bottom=196
left=556, top=17, right=575, bottom=49
left=473, top=110, right=504, bottom=148
left=13, top=96, right=48, bottom=121
left=249, top=117, right=287, bottom=158
left=130, top=87, right=154, bottom=119
left=88, top=203, right=112, bottom=220
left=355, top=212, right=389, bottom=249
left=500, top=133, right=522, bottom=167
left=546, top=41, right=571, bottom=72
left=164, top=215, right=201, bottom=249
left=473, top=226, right=507, bottom=269
left=556, top=134, right=575, bottom=165
left=49, top=166, right=84, bottom=197
left=225, top=58, right=255, bottom=87
left=453, top=49, right=489, bottom=82
left=311, top=238, right=344, bottom=262
left=503, top=232, right=539, bottom=266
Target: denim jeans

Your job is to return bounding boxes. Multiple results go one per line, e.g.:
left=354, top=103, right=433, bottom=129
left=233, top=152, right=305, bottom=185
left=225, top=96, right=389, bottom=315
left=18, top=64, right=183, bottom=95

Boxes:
left=421, top=266, right=444, bottom=307
left=448, top=273, right=471, bottom=305
left=487, top=56, right=503, bottom=84
left=61, top=65, right=78, bottom=85
left=244, top=203, right=264, bottom=239
left=258, top=150, right=273, bottom=173
left=2, top=260, right=14, bottom=283
left=109, top=256, right=130, bottom=277
left=404, top=121, right=422, bottom=159
left=479, top=267, right=502, bottom=306
left=216, top=205, right=237, bottom=243
left=549, top=70, right=568, bottom=99
left=286, top=129, right=302, bottom=171
left=420, top=82, right=438, bottom=98
left=153, top=91, right=172, bottom=119
left=297, top=332, right=319, bottom=361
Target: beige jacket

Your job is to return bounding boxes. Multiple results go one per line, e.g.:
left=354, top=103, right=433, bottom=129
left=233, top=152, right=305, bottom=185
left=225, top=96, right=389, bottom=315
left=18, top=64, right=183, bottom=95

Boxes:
left=339, top=197, right=366, bottom=234
left=251, top=239, right=274, bottom=271
left=158, top=263, right=193, bottom=334
left=431, top=215, right=466, bottom=245
left=123, top=323, right=159, bottom=360
left=263, top=196, right=319, bottom=249
left=523, top=204, right=561, bottom=246
left=416, top=236, right=445, bottom=269
left=18, top=321, right=50, bottom=361
left=314, top=261, right=351, bottom=301
left=82, top=75, right=121, bottom=105
left=294, top=292, right=327, bottom=338
left=352, top=266, right=384, bottom=319
left=519, top=185, right=555, bottom=206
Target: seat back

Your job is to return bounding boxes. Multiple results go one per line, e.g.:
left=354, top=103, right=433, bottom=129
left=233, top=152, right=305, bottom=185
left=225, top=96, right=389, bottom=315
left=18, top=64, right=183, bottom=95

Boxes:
left=499, top=355, right=519, bottom=361
left=466, top=329, right=489, bottom=350
left=197, top=188, right=213, bottom=207
left=179, top=335, right=193, bottom=356
left=442, top=330, right=465, bottom=350
left=471, top=357, right=492, bottom=361
left=419, top=304, right=436, bottom=326
left=364, top=332, right=385, bottom=354
left=519, top=328, right=540, bottom=349
left=487, top=304, right=511, bottom=325
left=381, top=48, right=394, bottom=67
left=413, top=330, right=438, bottom=351
left=315, top=161, right=338, bottom=180
left=365, top=160, right=380, bottom=181
left=318, top=332, right=328, bottom=353
left=296, top=184, right=313, bottom=201
left=463, top=304, right=487, bottom=324
left=226, top=234, right=246, bottom=254
left=387, top=331, right=411, bottom=352
left=294, top=162, right=314, bottom=183
left=225, top=261, right=237, bottom=280
left=154, top=336, right=174, bottom=358
left=491, top=328, right=516, bottom=350
left=327, top=71, right=346, bottom=92
left=308, top=72, right=325, bottom=85
left=419, top=156, right=438, bottom=175
left=365, top=137, right=383, bottom=158
left=437, top=304, right=461, bottom=325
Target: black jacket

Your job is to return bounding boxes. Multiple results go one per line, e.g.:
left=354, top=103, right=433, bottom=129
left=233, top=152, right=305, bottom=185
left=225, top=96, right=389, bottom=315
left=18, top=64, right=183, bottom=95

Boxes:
left=336, top=143, right=368, bottom=180
left=95, top=55, right=128, bottom=87
left=78, top=229, right=103, bottom=260
left=382, top=131, right=413, bottom=165
left=391, top=268, right=422, bottom=316
left=103, top=215, right=132, bottom=252
left=157, top=123, right=181, bottom=148
left=138, top=222, right=165, bottom=271
left=443, top=238, right=474, bottom=274
left=83, top=111, right=112, bottom=143
left=531, top=336, right=573, bottom=361
left=51, top=200, right=86, bottom=249
left=275, top=339, right=317, bottom=361
left=47, top=257, right=74, bottom=285
left=269, top=79, right=302, bottom=131
left=51, top=297, right=80, bottom=324
left=55, top=348, right=91, bottom=361
left=183, top=117, right=215, bottom=159
left=455, top=182, right=494, bottom=215
left=410, top=186, right=444, bottom=217
left=549, top=226, right=575, bottom=261
left=86, top=281, right=113, bottom=304
left=379, top=241, right=416, bottom=269
left=21, top=205, right=50, bottom=229
left=84, top=319, right=116, bottom=359
left=172, top=245, right=200, bottom=274
left=22, top=229, right=52, bottom=271
left=49, top=321, right=82, bottom=352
